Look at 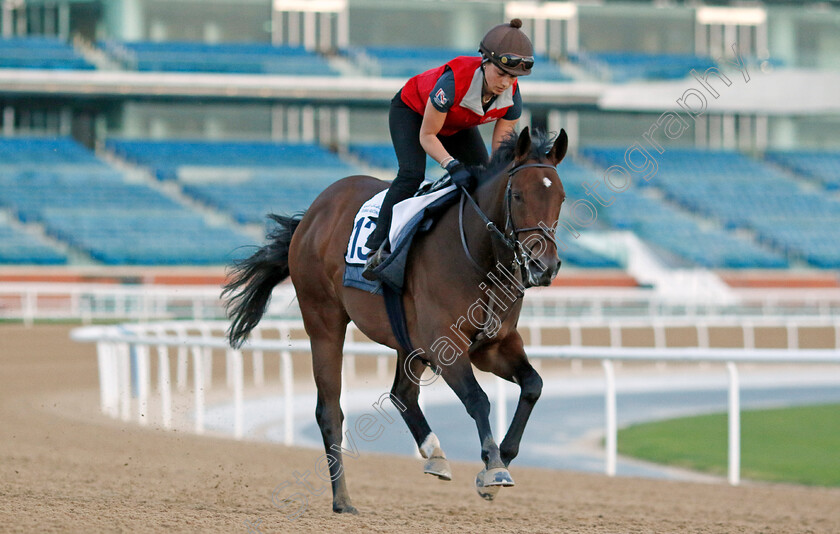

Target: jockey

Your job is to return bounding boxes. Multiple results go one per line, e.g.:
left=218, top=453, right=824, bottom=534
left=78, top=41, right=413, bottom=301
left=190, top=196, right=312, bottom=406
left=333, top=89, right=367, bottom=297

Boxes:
left=362, top=18, right=534, bottom=280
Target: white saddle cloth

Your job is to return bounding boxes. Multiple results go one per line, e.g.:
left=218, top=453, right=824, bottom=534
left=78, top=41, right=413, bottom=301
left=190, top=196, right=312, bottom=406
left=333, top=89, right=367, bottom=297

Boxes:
left=344, top=184, right=457, bottom=265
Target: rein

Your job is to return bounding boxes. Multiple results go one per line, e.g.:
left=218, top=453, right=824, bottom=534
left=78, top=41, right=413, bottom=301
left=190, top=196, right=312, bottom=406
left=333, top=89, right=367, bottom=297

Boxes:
left=458, top=162, right=558, bottom=279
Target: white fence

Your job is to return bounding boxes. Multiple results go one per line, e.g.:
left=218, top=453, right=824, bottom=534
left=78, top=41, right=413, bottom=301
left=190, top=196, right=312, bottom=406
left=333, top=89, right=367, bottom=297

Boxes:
left=72, top=317, right=840, bottom=486
left=9, top=282, right=840, bottom=325
left=0, top=283, right=298, bottom=325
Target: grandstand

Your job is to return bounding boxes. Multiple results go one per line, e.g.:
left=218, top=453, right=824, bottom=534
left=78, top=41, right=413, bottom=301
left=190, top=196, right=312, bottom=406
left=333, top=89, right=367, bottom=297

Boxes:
left=570, top=51, right=719, bottom=83
left=581, top=148, right=840, bottom=268
left=766, top=150, right=840, bottom=191
left=105, top=138, right=355, bottom=180
left=0, top=219, right=66, bottom=265
left=106, top=138, right=363, bottom=224
left=0, top=36, right=93, bottom=70
left=0, top=1, right=837, bottom=277
left=349, top=46, right=573, bottom=81
left=0, top=137, right=256, bottom=265
left=98, top=40, right=339, bottom=75
left=559, top=158, right=791, bottom=269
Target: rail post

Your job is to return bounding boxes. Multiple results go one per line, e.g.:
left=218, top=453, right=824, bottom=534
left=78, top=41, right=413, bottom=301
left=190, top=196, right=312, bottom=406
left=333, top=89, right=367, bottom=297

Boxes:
left=157, top=342, right=172, bottom=429
left=279, top=323, right=294, bottom=445
left=231, top=348, right=244, bottom=439
left=192, top=345, right=205, bottom=434
left=727, top=362, right=741, bottom=486
left=495, top=376, right=507, bottom=438
left=602, top=359, right=617, bottom=477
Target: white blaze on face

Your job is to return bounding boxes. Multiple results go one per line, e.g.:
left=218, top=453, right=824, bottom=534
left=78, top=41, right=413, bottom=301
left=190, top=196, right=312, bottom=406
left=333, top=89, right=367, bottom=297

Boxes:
left=542, top=176, right=552, bottom=188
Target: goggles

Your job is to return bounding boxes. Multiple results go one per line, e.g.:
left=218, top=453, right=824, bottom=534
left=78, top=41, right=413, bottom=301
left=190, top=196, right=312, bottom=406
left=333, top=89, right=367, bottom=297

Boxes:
left=493, top=53, right=534, bottom=70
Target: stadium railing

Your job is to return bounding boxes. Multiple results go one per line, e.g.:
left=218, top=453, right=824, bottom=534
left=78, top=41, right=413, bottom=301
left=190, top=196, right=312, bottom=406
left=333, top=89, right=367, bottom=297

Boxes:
left=72, top=316, right=840, bottom=486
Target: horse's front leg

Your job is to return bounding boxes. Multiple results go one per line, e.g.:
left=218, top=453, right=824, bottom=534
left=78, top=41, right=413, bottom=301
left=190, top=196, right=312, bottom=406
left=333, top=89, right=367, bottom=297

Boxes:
left=498, top=361, right=542, bottom=467
left=438, top=358, right=514, bottom=500
left=469, top=333, right=542, bottom=495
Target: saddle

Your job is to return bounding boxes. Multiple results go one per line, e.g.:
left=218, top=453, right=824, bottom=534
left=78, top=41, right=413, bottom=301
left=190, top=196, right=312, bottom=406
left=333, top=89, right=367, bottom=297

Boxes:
left=344, top=177, right=459, bottom=295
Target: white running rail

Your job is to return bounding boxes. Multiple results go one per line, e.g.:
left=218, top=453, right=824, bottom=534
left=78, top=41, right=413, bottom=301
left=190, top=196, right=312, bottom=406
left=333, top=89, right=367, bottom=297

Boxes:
left=8, top=283, right=840, bottom=324
left=72, top=318, right=840, bottom=486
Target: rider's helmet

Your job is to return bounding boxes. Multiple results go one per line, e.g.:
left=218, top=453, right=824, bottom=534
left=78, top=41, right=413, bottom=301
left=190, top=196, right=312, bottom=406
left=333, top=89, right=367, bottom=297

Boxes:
left=478, top=18, right=535, bottom=76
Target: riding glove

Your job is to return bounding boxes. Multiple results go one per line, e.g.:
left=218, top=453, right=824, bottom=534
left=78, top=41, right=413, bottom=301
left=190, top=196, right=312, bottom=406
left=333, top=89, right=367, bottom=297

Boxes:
left=445, top=159, right=476, bottom=191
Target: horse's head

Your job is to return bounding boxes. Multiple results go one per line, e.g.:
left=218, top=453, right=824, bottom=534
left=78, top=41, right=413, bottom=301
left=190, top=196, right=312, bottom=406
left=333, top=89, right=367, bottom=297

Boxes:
left=504, top=127, right=568, bottom=287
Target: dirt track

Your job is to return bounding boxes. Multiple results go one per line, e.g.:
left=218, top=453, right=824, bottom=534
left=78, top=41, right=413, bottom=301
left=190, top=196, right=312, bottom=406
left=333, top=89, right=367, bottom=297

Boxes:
left=2, top=324, right=839, bottom=533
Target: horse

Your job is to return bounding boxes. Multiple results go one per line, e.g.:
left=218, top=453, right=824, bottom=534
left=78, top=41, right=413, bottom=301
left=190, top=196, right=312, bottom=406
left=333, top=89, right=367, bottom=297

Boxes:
left=223, top=127, right=568, bottom=514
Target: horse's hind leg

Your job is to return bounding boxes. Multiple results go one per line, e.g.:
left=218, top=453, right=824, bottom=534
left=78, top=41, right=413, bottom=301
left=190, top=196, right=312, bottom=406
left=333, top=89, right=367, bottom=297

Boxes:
left=304, top=308, right=358, bottom=514
left=392, top=350, right=452, bottom=481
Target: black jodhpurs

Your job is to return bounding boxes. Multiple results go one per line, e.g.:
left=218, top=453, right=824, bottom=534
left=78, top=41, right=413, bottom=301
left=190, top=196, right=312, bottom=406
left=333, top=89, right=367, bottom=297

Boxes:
left=364, top=92, right=490, bottom=250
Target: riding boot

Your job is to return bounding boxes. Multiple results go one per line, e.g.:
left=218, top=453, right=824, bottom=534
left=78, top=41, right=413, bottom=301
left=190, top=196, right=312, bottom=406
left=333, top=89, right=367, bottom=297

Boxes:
left=362, top=185, right=408, bottom=280
left=361, top=239, right=389, bottom=281
left=362, top=208, right=392, bottom=281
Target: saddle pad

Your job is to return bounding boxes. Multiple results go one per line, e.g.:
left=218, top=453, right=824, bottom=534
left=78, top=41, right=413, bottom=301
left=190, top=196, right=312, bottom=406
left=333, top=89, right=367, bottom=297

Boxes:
left=344, top=184, right=457, bottom=265
left=343, top=182, right=459, bottom=294
left=345, top=189, right=387, bottom=266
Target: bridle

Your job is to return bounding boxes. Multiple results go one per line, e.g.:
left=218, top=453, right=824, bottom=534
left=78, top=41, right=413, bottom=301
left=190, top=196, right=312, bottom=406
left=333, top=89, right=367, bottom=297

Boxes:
left=458, top=162, right=559, bottom=281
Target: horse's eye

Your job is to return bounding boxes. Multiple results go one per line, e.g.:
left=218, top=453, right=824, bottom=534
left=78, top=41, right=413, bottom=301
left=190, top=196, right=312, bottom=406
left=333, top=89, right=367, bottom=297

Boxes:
left=512, top=192, right=522, bottom=201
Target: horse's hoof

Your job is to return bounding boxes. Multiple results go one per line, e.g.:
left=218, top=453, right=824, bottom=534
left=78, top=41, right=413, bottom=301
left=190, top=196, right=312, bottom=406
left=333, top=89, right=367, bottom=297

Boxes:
left=333, top=503, right=359, bottom=515
left=482, top=467, right=516, bottom=487
left=474, top=467, right=515, bottom=501
left=423, top=456, right=453, bottom=481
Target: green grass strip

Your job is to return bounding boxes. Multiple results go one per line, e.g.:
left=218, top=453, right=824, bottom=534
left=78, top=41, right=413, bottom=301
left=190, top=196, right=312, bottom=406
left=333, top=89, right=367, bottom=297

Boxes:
left=617, top=403, right=840, bottom=486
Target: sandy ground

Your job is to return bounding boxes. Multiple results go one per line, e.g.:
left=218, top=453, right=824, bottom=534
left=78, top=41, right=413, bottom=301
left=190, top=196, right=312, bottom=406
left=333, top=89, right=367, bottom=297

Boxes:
left=1, top=324, right=839, bottom=533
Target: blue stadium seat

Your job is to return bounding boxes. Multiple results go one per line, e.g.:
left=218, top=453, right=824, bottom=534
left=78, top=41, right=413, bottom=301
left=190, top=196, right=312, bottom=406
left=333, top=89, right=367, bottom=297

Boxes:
left=106, top=138, right=364, bottom=226
left=0, top=36, right=95, bottom=70
left=106, top=138, right=354, bottom=180
left=344, top=46, right=573, bottom=81
left=765, top=150, right=840, bottom=191
left=569, top=51, right=717, bottom=82
left=182, top=175, right=332, bottom=225
left=580, top=147, right=839, bottom=268
left=348, top=143, right=446, bottom=179
left=0, top=221, right=66, bottom=265
left=99, top=40, right=338, bottom=75
left=0, top=136, right=256, bottom=265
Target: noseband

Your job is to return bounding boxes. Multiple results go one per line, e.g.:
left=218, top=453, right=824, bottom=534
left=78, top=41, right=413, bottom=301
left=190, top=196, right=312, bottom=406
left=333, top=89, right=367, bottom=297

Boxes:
left=458, top=162, right=559, bottom=278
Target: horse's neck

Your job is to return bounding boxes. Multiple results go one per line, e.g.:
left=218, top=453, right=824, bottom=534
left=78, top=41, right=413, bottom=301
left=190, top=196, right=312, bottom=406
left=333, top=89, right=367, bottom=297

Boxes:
left=470, top=168, right=514, bottom=271
left=459, top=168, right=525, bottom=335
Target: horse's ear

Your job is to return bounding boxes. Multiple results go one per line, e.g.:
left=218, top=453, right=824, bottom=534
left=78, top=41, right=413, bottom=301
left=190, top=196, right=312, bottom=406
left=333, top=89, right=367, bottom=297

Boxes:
left=515, top=126, right=532, bottom=162
left=548, top=129, right=569, bottom=166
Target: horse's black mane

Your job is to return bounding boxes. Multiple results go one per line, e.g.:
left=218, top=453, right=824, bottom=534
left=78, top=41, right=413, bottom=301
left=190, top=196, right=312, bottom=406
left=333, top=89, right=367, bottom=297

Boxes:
left=476, top=129, right=556, bottom=182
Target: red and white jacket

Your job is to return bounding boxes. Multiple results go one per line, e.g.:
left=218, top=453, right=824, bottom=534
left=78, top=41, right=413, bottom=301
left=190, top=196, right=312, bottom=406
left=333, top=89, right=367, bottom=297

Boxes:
left=400, top=56, right=517, bottom=137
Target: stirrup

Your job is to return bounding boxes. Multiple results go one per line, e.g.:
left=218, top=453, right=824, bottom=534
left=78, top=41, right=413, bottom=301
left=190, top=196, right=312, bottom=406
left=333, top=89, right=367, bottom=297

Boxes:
left=361, top=242, right=389, bottom=281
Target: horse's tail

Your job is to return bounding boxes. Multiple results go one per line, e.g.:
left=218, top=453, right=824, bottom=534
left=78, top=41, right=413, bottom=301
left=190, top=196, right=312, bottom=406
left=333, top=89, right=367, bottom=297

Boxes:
left=223, top=213, right=304, bottom=348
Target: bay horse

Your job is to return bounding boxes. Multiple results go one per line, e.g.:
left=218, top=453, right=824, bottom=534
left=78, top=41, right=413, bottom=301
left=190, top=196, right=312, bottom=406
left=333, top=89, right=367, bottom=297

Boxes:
left=224, top=127, right=567, bottom=514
